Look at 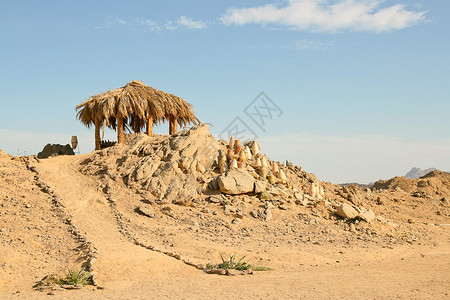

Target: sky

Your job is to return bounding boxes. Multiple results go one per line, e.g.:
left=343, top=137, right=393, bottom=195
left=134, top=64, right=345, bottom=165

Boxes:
left=0, top=0, right=449, bottom=184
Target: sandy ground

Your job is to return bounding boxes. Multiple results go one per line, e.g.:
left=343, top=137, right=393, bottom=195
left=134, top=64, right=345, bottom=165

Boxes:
left=1, top=153, right=449, bottom=299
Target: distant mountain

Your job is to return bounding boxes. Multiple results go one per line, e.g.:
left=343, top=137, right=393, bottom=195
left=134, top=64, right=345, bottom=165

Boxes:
left=405, top=167, right=437, bottom=179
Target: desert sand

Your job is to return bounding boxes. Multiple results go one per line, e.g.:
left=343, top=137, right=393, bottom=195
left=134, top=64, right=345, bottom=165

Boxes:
left=0, top=125, right=449, bottom=299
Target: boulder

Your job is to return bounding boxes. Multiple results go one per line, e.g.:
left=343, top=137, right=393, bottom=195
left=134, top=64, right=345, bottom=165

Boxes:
left=37, top=144, right=74, bottom=159
left=217, top=169, right=255, bottom=195
left=336, top=203, right=358, bottom=219
left=358, top=209, right=376, bottom=222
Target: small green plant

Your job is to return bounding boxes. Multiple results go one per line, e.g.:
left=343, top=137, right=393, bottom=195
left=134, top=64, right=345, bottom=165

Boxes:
left=56, top=269, right=93, bottom=286
left=207, top=254, right=271, bottom=271
left=260, top=189, right=269, bottom=201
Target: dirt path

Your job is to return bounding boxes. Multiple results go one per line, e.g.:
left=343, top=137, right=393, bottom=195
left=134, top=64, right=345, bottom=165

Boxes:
left=34, top=155, right=193, bottom=288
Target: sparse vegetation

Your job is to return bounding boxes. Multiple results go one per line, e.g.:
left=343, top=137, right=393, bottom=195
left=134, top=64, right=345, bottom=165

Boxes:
left=207, top=254, right=271, bottom=271
left=260, top=189, right=269, bottom=201
left=55, top=269, right=93, bottom=286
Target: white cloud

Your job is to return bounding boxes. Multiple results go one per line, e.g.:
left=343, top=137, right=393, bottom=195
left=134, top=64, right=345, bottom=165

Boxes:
left=136, top=18, right=161, bottom=31
left=95, top=16, right=206, bottom=32
left=257, top=133, right=450, bottom=184
left=165, top=16, right=207, bottom=30
left=220, top=0, right=427, bottom=33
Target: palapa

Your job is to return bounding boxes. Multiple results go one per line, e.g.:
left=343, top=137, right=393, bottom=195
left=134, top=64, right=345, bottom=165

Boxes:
left=76, top=80, right=200, bottom=150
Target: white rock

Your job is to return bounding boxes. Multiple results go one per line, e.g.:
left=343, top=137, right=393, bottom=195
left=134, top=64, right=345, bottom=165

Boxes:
left=336, top=203, right=358, bottom=219
left=254, top=181, right=267, bottom=194
left=217, top=169, right=256, bottom=195
left=358, top=209, right=376, bottom=222
left=138, top=204, right=156, bottom=218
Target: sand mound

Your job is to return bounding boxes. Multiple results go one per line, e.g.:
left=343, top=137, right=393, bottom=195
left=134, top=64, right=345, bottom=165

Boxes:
left=0, top=148, right=7, bottom=157
left=373, top=170, right=450, bottom=196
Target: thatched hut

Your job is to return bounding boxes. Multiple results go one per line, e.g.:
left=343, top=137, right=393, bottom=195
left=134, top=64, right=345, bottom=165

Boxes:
left=76, top=80, right=200, bottom=150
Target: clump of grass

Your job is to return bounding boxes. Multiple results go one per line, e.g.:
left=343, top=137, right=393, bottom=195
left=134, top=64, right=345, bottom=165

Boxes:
left=260, top=189, right=269, bottom=201
left=207, top=254, right=271, bottom=271
left=56, top=269, right=93, bottom=286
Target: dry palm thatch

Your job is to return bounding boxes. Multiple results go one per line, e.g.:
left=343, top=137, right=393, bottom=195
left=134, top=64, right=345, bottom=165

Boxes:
left=76, top=80, right=200, bottom=150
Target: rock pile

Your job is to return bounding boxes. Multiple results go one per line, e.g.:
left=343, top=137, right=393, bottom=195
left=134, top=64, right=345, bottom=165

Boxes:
left=80, top=124, right=380, bottom=224
left=37, top=144, right=75, bottom=159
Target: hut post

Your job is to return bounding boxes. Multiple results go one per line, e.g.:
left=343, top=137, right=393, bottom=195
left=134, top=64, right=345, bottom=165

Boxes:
left=146, top=116, right=153, bottom=137
left=169, top=116, right=178, bottom=135
left=117, top=115, right=124, bottom=144
left=94, top=118, right=101, bottom=151
left=133, top=118, right=141, bottom=133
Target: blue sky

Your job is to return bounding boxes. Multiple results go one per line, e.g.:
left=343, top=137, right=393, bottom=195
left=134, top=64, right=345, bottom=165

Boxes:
left=1, top=0, right=449, bottom=183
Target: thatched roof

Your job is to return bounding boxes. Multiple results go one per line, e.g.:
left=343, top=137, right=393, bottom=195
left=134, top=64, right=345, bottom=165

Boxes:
left=76, top=80, right=200, bottom=131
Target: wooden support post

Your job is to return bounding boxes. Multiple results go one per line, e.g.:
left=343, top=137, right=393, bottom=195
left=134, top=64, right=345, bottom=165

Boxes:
left=94, top=118, right=101, bottom=150
left=169, top=117, right=178, bottom=135
left=146, top=116, right=153, bottom=136
left=117, top=116, right=124, bottom=144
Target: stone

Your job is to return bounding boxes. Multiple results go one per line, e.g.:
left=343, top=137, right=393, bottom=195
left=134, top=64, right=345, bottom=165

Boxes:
left=279, top=204, right=290, bottom=210
left=224, top=205, right=236, bottom=215
left=349, top=223, right=356, bottom=232
left=295, top=199, right=307, bottom=206
left=208, top=195, right=224, bottom=203
left=37, top=144, right=75, bottom=159
left=376, top=197, right=384, bottom=205
left=250, top=207, right=272, bottom=221
left=226, top=269, right=245, bottom=276
left=358, top=209, right=376, bottom=222
left=217, top=169, right=255, bottom=195
left=348, top=192, right=361, bottom=206
left=254, top=181, right=266, bottom=194
left=265, top=202, right=274, bottom=209
left=270, top=188, right=280, bottom=196
left=161, top=206, right=175, bottom=218
left=336, top=203, right=359, bottom=219
left=294, top=192, right=304, bottom=200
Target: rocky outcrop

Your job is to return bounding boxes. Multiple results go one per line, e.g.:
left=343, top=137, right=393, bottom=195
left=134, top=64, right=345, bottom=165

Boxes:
left=80, top=124, right=222, bottom=204
left=37, top=144, right=74, bottom=159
